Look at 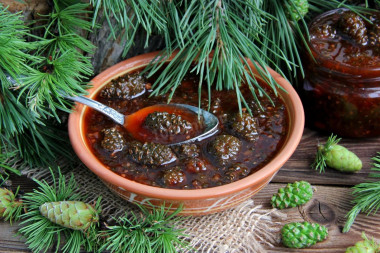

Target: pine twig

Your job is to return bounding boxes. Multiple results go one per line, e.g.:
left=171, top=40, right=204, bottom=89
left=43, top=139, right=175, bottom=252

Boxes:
left=19, top=168, right=101, bottom=253
left=0, top=187, right=23, bottom=223
left=90, top=0, right=167, bottom=55
left=311, top=134, right=341, bottom=173
left=98, top=203, right=190, bottom=253
left=143, top=0, right=284, bottom=113
left=20, top=0, right=94, bottom=119
left=343, top=152, right=380, bottom=232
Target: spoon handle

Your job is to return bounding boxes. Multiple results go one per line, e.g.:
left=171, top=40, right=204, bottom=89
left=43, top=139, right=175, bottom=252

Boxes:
left=65, top=95, right=125, bottom=125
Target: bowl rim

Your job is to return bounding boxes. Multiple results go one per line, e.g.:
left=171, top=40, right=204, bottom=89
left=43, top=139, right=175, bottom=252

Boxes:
left=68, top=51, right=305, bottom=201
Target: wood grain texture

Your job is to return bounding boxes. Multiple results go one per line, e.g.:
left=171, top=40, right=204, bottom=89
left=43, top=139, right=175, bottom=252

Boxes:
left=0, top=222, right=27, bottom=252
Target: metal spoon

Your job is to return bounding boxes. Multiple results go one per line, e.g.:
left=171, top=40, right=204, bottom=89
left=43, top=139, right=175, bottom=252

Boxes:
left=65, top=95, right=219, bottom=145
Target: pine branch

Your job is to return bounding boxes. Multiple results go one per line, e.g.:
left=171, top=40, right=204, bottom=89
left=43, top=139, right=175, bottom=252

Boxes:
left=20, top=50, right=92, bottom=116
left=0, top=5, right=72, bottom=168
left=0, top=82, right=41, bottom=138
left=0, top=1, right=96, bottom=168
left=1, top=78, right=77, bottom=168
left=99, top=203, right=190, bottom=253
left=19, top=169, right=100, bottom=253
left=0, top=187, right=23, bottom=223
left=19, top=0, right=94, bottom=119
left=261, top=0, right=309, bottom=85
left=90, top=0, right=168, bottom=54
left=0, top=5, right=41, bottom=138
left=0, top=143, right=21, bottom=185
left=13, top=120, right=75, bottom=167
left=0, top=6, right=38, bottom=80
left=143, top=0, right=286, bottom=113
left=343, top=152, right=380, bottom=232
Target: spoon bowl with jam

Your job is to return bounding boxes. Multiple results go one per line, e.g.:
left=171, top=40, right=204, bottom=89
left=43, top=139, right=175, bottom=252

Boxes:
left=65, top=95, right=219, bottom=145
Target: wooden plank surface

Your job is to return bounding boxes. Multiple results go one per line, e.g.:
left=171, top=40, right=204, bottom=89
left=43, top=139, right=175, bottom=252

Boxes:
left=1, top=128, right=380, bottom=252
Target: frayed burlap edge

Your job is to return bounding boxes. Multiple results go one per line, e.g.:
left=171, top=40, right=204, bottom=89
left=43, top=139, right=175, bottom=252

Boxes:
left=22, top=164, right=286, bottom=252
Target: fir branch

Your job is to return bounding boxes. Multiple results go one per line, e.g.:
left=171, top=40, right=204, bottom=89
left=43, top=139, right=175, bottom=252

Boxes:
left=343, top=152, right=380, bottom=232
left=99, top=203, right=190, bottom=253
left=19, top=169, right=100, bottom=253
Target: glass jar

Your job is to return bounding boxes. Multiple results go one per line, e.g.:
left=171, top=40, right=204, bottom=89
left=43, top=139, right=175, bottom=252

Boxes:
left=301, top=8, right=380, bottom=138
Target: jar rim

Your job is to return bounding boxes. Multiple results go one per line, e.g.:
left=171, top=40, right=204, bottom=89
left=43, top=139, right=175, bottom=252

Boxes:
left=308, top=8, right=380, bottom=75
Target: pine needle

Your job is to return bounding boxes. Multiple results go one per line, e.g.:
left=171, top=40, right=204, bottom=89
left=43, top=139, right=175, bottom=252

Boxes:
left=0, top=187, right=23, bottom=223
left=0, top=143, right=21, bottom=185
left=0, top=2, right=93, bottom=168
left=343, top=152, right=380, bottom=232
left=90, top=0, right=167, bottom=55
left=0, top=5, right=40, bottom=138
left=20, top=0, right=94, bottom=119
left=311, top=134, right=341, bottom=173
left=19, top=168, right=101, bottom=253
left=142, top=0, right=284, bottom=112
left=99, top=203, right=190, bottom=253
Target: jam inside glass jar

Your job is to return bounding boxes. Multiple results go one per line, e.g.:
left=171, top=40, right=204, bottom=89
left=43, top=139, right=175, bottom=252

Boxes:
left=301, top=8, right=380, bottom=138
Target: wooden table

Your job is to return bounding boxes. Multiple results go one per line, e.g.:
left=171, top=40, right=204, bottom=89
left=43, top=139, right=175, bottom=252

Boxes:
left=1, top=128, right=380, bottom=252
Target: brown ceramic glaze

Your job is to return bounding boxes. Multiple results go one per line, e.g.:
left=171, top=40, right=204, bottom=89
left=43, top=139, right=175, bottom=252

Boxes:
left=68, top=51, right=305, bottom=215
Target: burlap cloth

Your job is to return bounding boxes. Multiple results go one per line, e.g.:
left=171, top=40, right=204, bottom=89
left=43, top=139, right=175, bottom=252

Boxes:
left=22, top=164, right=286, bottom=252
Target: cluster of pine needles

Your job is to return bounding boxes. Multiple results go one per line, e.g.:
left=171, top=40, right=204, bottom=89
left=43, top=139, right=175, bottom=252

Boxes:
left=0, top=0, right=93, bottom=168
left=3, top=169, right=188, bottom=253
left=344, top=152, right=380, bottom=232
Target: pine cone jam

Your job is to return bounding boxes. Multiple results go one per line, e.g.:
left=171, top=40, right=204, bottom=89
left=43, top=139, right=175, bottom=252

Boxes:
left=84, top=70, right=289, bottom=189
left=302, top=9, right=380, bottom=137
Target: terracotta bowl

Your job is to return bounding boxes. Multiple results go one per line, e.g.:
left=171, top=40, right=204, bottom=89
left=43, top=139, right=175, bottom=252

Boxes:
left=68, top=51, right=305, bottom=216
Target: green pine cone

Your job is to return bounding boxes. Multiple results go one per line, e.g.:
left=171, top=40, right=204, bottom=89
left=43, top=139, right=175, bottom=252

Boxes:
left=271, top=181, right=313, bottom=209
left=323, top=144, right=362, bottom=173
left=282, top=221, right=328, bottom=249
left=313, top=134, right=362, bottom=173
left=285, top=0, right=309, bottom=22
left=40, top=201, right=99, bottom=231
left=346, top=241, right=377, bottom=253
left=346, top=233, right=380, bottom=253
left=0, top=188, right=21, bottom=218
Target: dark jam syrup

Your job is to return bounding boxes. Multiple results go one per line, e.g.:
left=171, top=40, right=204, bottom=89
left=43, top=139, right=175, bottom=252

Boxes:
left=124, top=104, right=204, bottom=144
left=309, top=10, right=380, bottom=68
left=84, top=71, right=289, bottom=189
